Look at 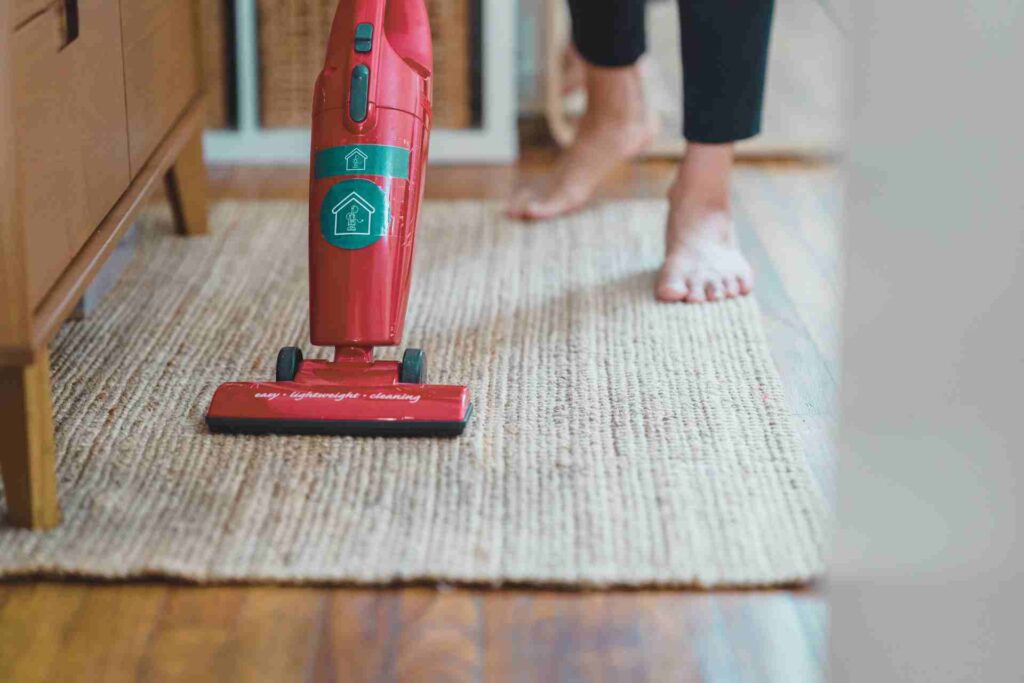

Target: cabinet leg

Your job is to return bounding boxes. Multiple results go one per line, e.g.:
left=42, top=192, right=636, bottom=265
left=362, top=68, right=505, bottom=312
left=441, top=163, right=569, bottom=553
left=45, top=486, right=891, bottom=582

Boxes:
left=164, top=126, right=208, bottom=236
left=0, top=350, right=60, bottom=529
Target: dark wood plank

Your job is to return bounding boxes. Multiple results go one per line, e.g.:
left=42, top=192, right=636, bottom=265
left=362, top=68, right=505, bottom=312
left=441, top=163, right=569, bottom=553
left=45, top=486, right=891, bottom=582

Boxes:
left=483, top=592, right=652, bottom=682
left=217, top=587, right=323, bottom=681
left=135, top=586, right=246, bottom=680
left=311, top=590, right=398, bottom=681
left=0, top=583, right=89, bottom=683
left=394, top=589, right=483, bottom=682
left=54, top=584, right=168, bottom=682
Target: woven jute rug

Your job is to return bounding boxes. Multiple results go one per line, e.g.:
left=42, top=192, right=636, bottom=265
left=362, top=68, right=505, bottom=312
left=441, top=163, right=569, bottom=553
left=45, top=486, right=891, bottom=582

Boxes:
left=0, top=201, right=825, bottom=587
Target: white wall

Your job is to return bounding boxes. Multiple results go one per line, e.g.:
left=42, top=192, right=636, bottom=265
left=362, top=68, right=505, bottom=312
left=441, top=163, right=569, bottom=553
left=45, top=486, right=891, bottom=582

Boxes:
left=831, top=1, right=1024, bottom=680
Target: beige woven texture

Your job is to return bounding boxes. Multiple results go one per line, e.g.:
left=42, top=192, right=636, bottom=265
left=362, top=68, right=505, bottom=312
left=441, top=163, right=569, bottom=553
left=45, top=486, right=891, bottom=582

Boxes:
left=0, top=201, right=825, bottom=587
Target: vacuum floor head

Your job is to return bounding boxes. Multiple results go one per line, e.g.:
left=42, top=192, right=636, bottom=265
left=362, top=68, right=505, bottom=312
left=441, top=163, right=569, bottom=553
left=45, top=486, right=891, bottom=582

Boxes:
left=206, top=348, right=472, bottom=437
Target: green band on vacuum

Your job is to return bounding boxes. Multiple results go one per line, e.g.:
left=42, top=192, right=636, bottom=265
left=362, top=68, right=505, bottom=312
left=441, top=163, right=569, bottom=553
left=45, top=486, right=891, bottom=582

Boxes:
left=314, top=144, right=410, bottom=180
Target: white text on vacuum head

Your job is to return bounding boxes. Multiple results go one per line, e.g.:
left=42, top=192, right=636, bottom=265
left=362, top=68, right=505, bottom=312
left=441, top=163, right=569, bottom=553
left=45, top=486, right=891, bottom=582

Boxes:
left=253, top=391, right=422, bottom=404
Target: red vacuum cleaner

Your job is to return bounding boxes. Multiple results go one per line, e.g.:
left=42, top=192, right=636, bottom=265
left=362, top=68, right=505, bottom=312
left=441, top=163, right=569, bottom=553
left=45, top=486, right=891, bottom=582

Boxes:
left=206, top=0, right=472, bottom=436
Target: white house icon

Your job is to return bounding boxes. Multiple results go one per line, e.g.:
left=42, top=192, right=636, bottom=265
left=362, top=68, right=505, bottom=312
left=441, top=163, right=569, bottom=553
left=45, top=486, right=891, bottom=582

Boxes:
left=331, top=192, right=375, bottom=236
left=344, top=148, right=368, bottom=172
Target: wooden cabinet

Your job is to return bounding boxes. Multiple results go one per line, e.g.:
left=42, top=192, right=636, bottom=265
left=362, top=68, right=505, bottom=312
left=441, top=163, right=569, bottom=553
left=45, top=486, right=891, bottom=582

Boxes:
left=1, top=0, right=209, bottom=529
left=12, top=0, right=55, bottom=25
left=14, top=0, right=132, bottom=307
left=121, top=0, right=202, bottom=175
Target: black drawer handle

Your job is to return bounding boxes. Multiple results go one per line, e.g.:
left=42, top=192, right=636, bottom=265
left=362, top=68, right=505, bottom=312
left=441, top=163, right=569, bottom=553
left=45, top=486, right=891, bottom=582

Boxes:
left=63, top=0, right=79, bottom=47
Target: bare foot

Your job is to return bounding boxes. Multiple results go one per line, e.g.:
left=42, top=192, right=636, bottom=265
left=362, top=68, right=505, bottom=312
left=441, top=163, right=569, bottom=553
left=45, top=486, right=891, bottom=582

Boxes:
left=507, top=63, right=658, bottom=221
left=655, top=144, right=755, bottom=303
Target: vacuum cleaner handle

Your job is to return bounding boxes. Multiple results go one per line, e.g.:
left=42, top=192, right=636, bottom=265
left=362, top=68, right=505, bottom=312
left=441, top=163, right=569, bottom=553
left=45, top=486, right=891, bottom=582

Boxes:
left=382, top=0, right=433, bottom=75
left=319, top=0, right=433, bottom=128
left=325, top=0, right=432, bottom=72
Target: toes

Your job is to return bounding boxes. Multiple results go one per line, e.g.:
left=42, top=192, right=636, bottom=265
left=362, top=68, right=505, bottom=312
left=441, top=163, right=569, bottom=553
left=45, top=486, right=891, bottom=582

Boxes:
left=655, top=273, right=689, bottom=302
left=505, top=189, right=536, bottom=219
left=683, top=275, right=750, bottom=304
left=737, top=272, right=754, bottom=295
left=524, top=187, right=590, bottom=220
left=507, top=189, right=585, bottom=221
left=684, top=278, right=706, bottom=303
left=681, top=275, right=732, bottom=304
left=522, top=197, right=569, bottom=220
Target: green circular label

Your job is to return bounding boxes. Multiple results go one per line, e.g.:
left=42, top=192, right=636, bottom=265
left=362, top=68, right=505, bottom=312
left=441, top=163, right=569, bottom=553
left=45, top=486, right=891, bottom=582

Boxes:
left=319, top=179, right=390, bottom=250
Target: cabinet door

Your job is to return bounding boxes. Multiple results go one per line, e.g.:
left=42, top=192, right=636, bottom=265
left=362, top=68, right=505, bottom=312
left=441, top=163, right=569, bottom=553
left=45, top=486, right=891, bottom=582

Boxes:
left=12, top=1, right=53, bottom=26
left=14, top=0, right=131, bottom=308
left=121, top=0, right=202, bottom=176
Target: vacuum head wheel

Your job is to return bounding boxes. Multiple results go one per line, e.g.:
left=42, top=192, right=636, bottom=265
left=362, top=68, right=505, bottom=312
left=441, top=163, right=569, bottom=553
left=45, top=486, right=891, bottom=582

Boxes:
left=276, top=347, right=303, bottom=382
left=399, top=348, right=427, bottom=384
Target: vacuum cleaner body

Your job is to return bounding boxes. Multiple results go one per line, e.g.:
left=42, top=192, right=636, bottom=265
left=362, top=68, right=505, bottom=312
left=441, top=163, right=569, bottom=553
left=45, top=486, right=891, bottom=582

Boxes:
left=206, top=0, right=472, bottom=436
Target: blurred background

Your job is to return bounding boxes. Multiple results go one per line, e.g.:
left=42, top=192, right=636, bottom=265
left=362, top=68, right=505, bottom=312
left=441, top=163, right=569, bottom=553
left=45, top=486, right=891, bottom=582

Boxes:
left=198, top=0, right=842, bottom=162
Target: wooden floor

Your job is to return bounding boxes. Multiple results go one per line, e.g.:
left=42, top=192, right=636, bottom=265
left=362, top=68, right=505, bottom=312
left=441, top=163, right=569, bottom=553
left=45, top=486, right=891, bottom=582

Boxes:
left=0, top=152, right=839, bottom=683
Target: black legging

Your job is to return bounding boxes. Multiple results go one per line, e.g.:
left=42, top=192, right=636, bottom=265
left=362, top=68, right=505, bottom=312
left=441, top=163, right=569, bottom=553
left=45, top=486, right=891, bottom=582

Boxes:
left=567, top=0, right=775, bottom=143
